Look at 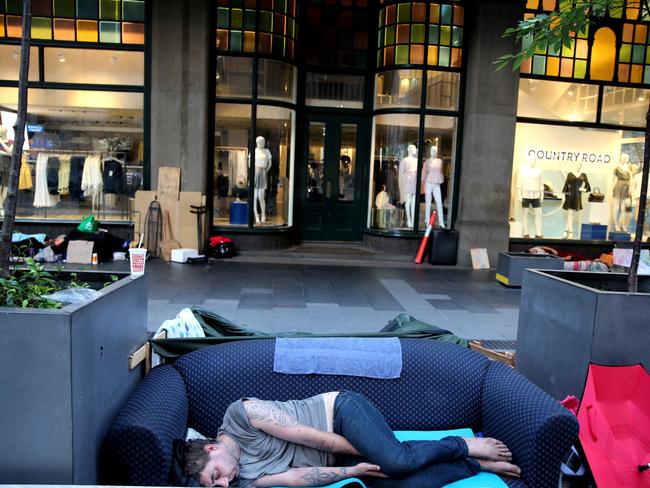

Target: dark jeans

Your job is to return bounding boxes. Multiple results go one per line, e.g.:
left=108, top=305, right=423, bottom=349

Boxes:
left=333, top=391, right=481, bottom=488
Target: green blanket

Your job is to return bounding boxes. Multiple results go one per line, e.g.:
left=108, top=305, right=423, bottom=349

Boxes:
left=150, top=308, right=468, bottom=360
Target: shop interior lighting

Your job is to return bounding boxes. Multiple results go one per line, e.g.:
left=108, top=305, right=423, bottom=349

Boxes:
left=567, top=85, right=576, bottom=96
left=528, top=79, right=537, bottom=92
left=12, top=49, right=19, bottom=60
left=110, top=54, right=119, bottom=64
left=58, top=52, right=66, bottom=63
left=638, top=93, right=646, bottom=102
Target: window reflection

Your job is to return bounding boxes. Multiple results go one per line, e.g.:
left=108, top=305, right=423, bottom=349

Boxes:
left=518, top=79, right=598, bottom=122
left=338, top=124, right=357, bottom=202
left=601, top=86, right=650, bottom=127
left=216, top=56, right=253, bottom=98
left=375, top=69, right=423, bottom=108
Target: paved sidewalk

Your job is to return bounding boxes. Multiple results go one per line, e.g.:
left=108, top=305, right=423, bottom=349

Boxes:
left=147, top=258, right=521, bottom=345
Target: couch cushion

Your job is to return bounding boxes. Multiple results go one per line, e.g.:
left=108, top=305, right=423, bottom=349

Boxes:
left=172, top=338, right=491, bottom=438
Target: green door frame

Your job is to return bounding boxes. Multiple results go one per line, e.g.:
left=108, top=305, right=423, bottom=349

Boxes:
left=299, top=113, right=368, bottom=241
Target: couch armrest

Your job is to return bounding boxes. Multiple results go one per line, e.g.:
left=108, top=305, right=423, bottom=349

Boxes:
left=481, top=362, right=578, bottom=488
left=103, top=364, right=189, bottom=486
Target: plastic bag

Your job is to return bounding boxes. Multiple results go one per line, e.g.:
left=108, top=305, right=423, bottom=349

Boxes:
left=42, top=288, right=102, bottom=304
left=77, top=215, right=99, bottom=234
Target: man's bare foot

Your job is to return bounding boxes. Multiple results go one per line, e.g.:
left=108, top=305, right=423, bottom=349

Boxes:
left=462, top=437, right=512, bottom=461
left=476, top=459, right=521, bottom=478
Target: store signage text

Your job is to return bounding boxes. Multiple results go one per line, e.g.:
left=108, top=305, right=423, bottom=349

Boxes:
left=527, top=149, right=611, bottom=164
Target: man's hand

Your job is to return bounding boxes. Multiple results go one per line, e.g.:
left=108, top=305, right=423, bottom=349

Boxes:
left=349, top=462, right=388, bottom=479
left=254, top=464, right=387, bottom=487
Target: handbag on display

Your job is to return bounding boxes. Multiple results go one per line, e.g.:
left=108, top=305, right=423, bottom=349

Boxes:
left=588, top=187, right=605, bottom=202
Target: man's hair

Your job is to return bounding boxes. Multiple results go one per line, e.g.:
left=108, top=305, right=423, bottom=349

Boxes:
left=183, top=439, right=214, bottom=478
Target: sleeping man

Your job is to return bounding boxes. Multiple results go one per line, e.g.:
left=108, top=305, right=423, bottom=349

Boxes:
left=182, top=391, right=521, bottom=487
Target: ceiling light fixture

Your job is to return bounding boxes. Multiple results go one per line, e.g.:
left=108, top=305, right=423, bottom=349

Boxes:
left=57, top=52, right=66, bottom=63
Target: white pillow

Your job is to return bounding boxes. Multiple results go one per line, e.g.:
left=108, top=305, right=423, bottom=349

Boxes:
left=185, top=427, right=209, bottom=441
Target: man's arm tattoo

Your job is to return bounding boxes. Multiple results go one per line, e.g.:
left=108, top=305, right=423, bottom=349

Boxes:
left=302, top=467, right=348, bottom=484
left=245, top=401, right=300, bottom=427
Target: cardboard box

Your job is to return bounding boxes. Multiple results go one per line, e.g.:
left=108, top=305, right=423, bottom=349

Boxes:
left=171, top=248, right=199, bottom=263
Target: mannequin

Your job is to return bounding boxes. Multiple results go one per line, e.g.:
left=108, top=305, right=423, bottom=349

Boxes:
left=611, top=153, right=634, bottom=232
left=399, top=144, right=418, bottom=228
left=517, top=154, right=543, bottom=238
left=421, top=145, right=445, bottom=228
left=253, top=136, right=272, bottom=224
left=562, top=163, right=590, bottom=239
left=0, top=127, right=11, bottom=209
left=339, top=153, right=352, bottom=199
left=0, top=127, right=12, bottom=155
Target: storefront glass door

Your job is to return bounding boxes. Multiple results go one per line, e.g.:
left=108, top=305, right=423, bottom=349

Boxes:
left=300, top=115, right=366, bottom=240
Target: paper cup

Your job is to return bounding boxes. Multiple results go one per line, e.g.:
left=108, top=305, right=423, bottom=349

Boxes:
left=129, top=248, right=147, bottom=278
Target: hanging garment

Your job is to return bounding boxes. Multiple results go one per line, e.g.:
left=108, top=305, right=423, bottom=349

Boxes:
left=102, top=158, right=125, bottom=194
left=69, top=156, right=86, bottom=200
left=81, top=154, right=103, bottom=198
left=46, top=157, right=60, bottom=195
left=18, top=155, right=33, bottom=191
left=33, top=153, right=54, bottom=208
left=58, top=156, right=70, bottom=195
left=562, top=172, right=591, bottom=211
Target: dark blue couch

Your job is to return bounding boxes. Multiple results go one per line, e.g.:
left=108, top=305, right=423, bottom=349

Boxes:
left=105, top=338, right=578, bottom=487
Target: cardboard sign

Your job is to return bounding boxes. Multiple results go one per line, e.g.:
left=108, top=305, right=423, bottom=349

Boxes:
left=613, top=248, right=650, bottom=275
left=66, top=240, right=94, bottom=264
left=470, top=248, right=490, bottom=270
left=157, top=166, right=181, bottom=201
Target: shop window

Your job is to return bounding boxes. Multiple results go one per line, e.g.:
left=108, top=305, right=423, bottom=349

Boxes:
left=368, top=112, right=420, bottom=230
left=0, top=88, right=144, bottom=222
left=305, top=72, right=364, bottom=109
left=510, top=122, right=646, bottom=240
left=375, top=69, right=422, bottom=109
left=418, top=115, right=457, bottom=230
left=253, top=105, right=295, bottom=227
left=425, top=70, right=460, bottom=110
left=0, top=45, right=39, bottom=81
left=518, top=79, right=598, bottom=123
left=216, top=56, right=253, bottom=98
left=214, top=103, right=252, bottom=227
left=257, top=59, right=296, bottom=103
left=601, top=86, right=650, bottom=127
left=44, top=47, right=144, bottom=85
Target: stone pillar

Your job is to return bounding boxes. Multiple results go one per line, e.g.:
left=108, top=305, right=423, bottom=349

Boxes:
left=455, top=0, right=524, bottom=266
left=150, top=0, right=210, bottom=192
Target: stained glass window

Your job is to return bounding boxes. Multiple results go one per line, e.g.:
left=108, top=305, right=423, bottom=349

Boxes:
left=0, top=0, right=145, bottom=44
left=522, top=0, right=650, bottom=85
left=216, top=0, right=297, bottom=61
left=377, top=1, right=463, bottom=68
left=302, top=0, right=369, bottom=69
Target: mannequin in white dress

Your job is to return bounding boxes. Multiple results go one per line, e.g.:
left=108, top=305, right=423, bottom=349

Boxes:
left=399, top=144, right=418, bottom=228
left=254, top=136, right=272, bottom=224
left=611, top=153, right=634, bottom=232
left=517, top=154, right=543, bottom=238
left=421, top=146, right=445, bottom=228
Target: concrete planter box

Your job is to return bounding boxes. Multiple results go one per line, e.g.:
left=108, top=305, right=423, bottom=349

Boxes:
left=0, top=272, right=147, bottom=484
left=516, top=269, right=650, bottom=400
left=495, top=252, right=564, bottom=287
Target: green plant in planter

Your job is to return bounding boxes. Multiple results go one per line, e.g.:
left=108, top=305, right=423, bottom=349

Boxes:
left=0, top=259, right=63, bottom=309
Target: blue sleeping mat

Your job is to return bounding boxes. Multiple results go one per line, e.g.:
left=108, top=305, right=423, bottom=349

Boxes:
left=274, top=428, right=508, bottom=488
